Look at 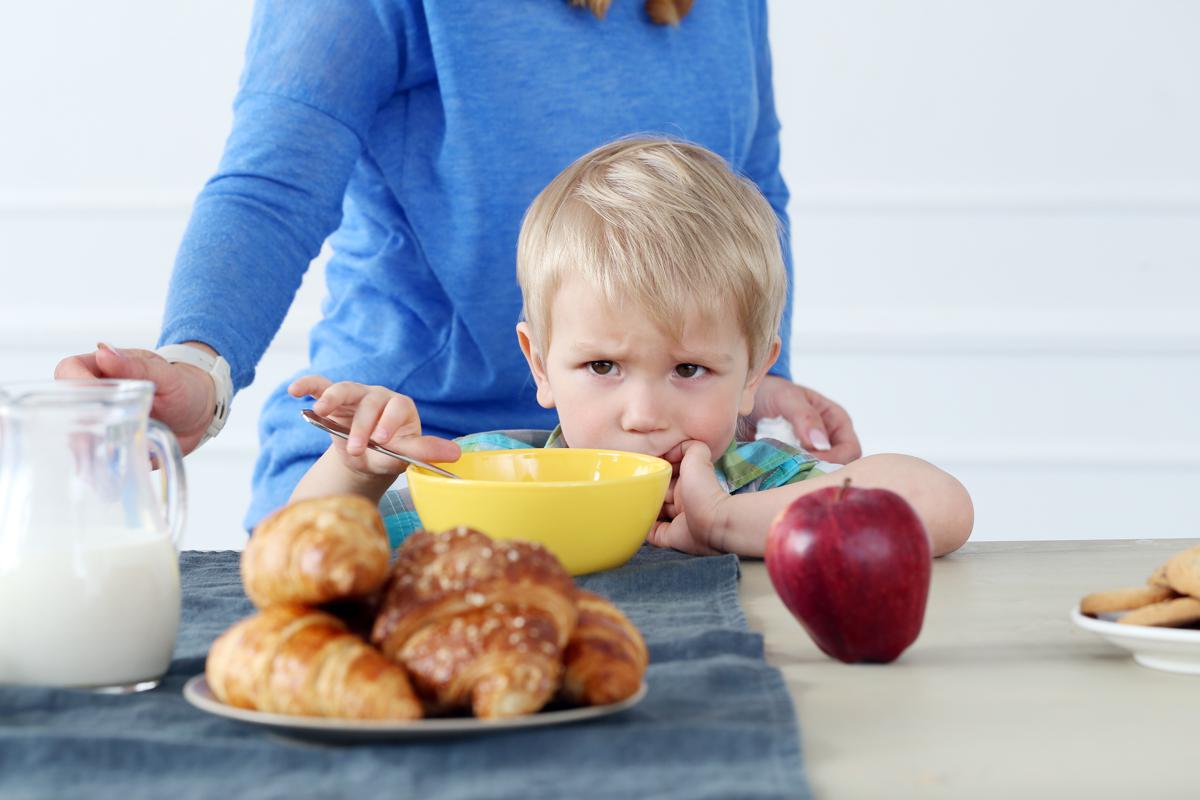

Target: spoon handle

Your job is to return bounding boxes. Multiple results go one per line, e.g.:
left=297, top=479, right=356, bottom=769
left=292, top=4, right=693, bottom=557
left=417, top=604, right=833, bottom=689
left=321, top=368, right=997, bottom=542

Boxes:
left=300, top=409, right=460, bottom=479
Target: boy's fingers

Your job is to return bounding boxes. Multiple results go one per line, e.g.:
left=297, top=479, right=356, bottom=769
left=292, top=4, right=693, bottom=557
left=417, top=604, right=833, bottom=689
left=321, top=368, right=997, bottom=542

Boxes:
left=348, top=391, right=389, bottom=453
left=679, top=440, right=712, bottom=465
left=677, top=441, right=716, bottom=489
left=647, top=516, right=715, bottom=556
left=312, top=380, right=366, bottom=415
left=373, top=394, right=421, bottom=443
left=404, top=435, right=461, bottom=466
left=650, top=517, right=684, bottom=550
left=289, top=374, right=332, bottom=398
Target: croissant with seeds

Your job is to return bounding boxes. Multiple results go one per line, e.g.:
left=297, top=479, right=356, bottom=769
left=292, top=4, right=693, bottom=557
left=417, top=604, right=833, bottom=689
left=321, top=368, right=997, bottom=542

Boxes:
left=371, top=527, right=579, bottom=719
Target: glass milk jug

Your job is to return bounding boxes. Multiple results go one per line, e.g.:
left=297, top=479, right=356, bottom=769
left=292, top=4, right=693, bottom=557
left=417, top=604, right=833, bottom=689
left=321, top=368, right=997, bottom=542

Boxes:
left=0, top=380, right=185, bottom=692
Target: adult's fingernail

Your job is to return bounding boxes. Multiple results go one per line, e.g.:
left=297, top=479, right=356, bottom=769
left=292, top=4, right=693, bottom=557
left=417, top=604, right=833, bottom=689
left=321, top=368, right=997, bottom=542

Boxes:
left=97, top=342, right=125, bottom=359
left=371, top=427, right=388, bottom=442
left=808, top=428, right=832, bottom=451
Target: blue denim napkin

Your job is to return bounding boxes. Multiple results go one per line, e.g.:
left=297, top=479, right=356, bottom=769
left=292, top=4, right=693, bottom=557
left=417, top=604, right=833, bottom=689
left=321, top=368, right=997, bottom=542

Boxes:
left=0, top=548, right=810, bottom=800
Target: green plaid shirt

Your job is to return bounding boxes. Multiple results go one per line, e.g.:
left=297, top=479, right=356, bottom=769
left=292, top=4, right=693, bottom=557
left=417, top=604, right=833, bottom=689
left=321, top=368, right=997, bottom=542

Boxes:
left=379, top=426, right=829, bottom=548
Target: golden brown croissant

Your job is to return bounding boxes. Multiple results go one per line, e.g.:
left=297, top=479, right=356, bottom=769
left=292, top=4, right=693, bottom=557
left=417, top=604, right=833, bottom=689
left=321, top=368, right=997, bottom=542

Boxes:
left=241, top=494, right=391, bottom=608
left=400, top=605, right=565, bottom=718
left=206, top=605, right=422, bottom=720
left=371, top=527, right=578, bottom=719
left=562, top=589, right=648, bottom=706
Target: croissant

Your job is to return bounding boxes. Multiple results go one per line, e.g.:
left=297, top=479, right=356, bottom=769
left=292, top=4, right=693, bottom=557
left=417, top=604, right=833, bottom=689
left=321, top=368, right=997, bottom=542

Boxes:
left=371, top=527, right=578, bottom=719
left=206, top=605, right=422, bottom=720
left=562, top=590, right=648, bottom=706
left=241, top=494, right=391, bottom=608
left=399, top=605, right=566, bottom=718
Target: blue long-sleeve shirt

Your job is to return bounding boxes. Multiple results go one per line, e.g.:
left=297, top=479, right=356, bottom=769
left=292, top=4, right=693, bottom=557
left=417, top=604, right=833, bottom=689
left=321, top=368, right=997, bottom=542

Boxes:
left=158, top=0, right=793, bottom=529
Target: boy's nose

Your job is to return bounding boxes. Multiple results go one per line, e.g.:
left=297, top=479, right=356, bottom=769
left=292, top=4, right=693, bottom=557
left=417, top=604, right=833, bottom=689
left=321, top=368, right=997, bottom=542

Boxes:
left=620, top=382, right=669, bottom=433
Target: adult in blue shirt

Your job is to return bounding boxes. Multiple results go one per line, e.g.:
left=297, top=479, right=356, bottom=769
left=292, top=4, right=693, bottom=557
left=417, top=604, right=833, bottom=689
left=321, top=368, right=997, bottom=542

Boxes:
left=56, top=0, right=862, bottom=530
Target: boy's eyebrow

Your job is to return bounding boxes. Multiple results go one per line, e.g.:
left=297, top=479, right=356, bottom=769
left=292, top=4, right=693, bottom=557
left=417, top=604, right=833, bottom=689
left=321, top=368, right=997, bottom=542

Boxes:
left=675, top=349, right=736, bottom=367
left=566, top=335, right=628, bottom=352
left=568, top=339, right=736, bottom=367
left=566, top=339, right=631, bottom=358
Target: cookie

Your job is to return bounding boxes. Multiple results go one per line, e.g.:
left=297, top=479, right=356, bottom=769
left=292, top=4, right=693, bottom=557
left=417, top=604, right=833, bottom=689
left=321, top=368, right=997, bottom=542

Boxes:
left=1080, top=585, right=1176, bottom=616
left=1147, top=561, right=1172, bottom=588
left=1118, top=596, right=1200, bottom=628
left=1164, top=545, right=1200, bottom=598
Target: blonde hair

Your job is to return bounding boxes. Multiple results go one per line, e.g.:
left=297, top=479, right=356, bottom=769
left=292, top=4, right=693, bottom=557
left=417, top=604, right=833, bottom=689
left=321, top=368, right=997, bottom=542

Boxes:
left=516, top=137, right=787, bottom=370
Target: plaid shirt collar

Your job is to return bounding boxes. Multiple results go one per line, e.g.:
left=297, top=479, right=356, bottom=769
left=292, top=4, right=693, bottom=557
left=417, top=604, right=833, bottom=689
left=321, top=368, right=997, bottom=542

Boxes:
left=528, top=425, right=806, bottom=494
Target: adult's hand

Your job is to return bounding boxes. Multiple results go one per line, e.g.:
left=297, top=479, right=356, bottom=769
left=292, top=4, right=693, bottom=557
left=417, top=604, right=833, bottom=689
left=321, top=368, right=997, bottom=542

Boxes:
left=54, top=342, right=217, bottom=455
left=750, top=375, right=862, bottom=464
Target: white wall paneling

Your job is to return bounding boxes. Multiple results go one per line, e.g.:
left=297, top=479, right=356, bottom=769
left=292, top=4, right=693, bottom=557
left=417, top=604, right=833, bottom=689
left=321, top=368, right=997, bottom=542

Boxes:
left=2, top=2, right=1198, bottom=548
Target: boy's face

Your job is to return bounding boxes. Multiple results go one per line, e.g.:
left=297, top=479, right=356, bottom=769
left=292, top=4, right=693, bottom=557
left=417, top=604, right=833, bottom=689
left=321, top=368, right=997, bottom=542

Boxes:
left=517, top=276, right=779, bottom=462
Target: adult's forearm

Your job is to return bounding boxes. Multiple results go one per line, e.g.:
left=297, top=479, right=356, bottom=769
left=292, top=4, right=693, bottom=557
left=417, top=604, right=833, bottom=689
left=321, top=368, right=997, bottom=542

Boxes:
left=160, top=191, right=313, bottom=390
left=158, top=93, right=365, bottom=390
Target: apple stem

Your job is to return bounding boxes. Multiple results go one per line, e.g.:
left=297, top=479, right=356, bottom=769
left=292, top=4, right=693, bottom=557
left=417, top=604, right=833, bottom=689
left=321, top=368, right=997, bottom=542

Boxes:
left=837, top=477, right=852, bottom=501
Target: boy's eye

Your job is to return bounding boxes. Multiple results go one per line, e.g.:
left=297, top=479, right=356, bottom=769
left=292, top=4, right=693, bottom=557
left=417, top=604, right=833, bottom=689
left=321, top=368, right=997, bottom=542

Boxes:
left=587, top=361, right=615, bottom=376
left=674, top=364, right=705, bottom=378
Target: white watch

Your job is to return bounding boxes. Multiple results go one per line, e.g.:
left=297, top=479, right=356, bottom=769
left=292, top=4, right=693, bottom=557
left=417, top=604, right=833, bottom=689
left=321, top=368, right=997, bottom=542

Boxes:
left=154, top=343, right=233, bottom=448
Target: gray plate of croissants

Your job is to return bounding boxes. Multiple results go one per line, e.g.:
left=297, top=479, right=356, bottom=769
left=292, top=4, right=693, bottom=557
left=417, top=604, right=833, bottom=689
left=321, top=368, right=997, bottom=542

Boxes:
left=185, top=495, right=649, bottom=740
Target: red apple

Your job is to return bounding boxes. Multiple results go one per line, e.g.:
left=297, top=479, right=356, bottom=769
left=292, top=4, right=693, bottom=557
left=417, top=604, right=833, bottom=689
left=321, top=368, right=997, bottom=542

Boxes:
left=765, top=479, right=931, bottom=663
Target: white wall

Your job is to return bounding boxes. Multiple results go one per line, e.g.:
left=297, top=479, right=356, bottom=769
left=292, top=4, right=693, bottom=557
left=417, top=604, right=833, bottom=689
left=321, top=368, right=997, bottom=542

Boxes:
left=771, top=1, right=1200, bottom=543
left=2, top=1, right=1197, bottom=549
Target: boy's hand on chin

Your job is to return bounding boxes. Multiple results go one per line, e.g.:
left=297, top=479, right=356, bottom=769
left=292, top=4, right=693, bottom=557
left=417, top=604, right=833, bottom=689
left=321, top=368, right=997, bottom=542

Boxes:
left=647, top=441, right=729, bottom=555
left=657, top=442, right=685, bottom=520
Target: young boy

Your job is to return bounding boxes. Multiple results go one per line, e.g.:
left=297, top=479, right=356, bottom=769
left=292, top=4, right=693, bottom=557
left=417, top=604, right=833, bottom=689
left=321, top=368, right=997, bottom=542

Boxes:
left=289, top=138, right=973, bottom=557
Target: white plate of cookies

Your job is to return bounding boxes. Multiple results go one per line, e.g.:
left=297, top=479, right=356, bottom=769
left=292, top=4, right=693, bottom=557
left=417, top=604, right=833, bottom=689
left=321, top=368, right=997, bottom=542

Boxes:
left=1071, top=544, right=1200, bottom=674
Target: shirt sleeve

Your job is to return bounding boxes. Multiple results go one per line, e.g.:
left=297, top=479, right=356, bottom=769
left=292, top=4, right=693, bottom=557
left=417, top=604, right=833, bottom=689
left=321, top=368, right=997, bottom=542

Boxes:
left=158, top=0, right=408, bottom=390
left=740, top=0, right=793, bottom=382
left=755, top=452, right=825, bottom=491
left=379, top=485, right=422, bottom=549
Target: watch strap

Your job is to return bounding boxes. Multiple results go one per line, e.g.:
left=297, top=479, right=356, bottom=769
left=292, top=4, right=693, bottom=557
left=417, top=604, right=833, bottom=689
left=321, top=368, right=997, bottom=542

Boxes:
left=154, top=344, right=232, bottom=447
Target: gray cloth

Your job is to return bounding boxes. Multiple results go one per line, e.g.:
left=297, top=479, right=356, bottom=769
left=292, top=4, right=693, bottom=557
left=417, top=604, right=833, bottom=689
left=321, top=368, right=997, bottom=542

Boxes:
left=0, top=548, right=810, bottom=800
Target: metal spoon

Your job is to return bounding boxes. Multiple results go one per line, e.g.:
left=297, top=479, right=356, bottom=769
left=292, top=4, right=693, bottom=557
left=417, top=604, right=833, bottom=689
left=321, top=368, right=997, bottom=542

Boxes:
left=301, top=408, right=461, bottom=479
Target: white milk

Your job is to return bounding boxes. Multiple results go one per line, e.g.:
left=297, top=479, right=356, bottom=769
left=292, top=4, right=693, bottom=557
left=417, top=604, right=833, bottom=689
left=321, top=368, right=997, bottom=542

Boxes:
left=0, top=531, right=180, bottom=687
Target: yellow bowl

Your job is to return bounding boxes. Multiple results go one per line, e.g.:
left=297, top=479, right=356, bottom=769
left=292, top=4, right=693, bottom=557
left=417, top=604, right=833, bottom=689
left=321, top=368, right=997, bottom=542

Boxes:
left=406, top=448, right=671, bottom=575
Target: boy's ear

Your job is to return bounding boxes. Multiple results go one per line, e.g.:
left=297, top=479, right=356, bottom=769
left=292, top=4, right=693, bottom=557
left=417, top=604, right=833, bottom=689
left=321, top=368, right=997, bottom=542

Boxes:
left=738, top=336, right=781, bottom=416
left=516, top=321, right=556, bottom=409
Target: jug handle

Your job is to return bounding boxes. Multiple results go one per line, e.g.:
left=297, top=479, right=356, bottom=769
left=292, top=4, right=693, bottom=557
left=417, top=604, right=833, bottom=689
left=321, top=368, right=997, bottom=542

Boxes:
left=147, top=419, right=187, bottom=548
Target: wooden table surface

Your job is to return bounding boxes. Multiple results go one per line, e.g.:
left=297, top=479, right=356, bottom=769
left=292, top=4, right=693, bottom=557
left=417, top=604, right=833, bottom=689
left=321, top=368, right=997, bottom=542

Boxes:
left=738, top=539, right=1199, bottom=799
